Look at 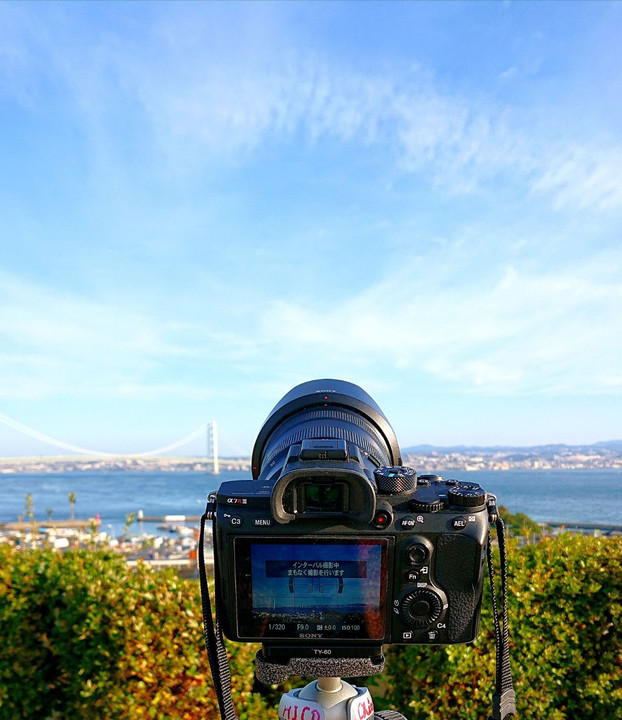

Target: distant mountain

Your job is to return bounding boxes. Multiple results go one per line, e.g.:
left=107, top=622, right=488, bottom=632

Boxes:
left=403, top=441, right=622, bottom=456
left=592, top=440, right=622, bottom=453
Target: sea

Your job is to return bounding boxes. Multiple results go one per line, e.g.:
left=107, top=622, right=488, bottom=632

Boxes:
left=1, top=469, right=621, bottom=535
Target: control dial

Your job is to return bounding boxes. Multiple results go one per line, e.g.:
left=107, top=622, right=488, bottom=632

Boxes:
left=408, top=498, right=445, bottom=513
left=418, top=474, right=444, bottom=485
left=374, top=466, right=417, bottom=494
left=400, top=589, right=443, bottom=628
left=447, top=482, right=487, bottom=508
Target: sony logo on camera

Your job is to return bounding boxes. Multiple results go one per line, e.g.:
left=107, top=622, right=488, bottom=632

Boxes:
left=212, top=379, right=490, bottom=668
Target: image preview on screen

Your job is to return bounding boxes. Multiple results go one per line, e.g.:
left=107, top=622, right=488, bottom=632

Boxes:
left=239, top=538, right=388, bottom=639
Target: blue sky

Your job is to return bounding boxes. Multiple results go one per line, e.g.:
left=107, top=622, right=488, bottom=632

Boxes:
left=1, top=1, right=621, bottom=457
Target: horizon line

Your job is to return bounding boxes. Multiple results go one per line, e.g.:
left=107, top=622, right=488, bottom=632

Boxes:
left=2, top=437, right=622, bottom=463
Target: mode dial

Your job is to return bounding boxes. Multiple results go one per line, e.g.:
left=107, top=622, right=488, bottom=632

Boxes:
left=400, top=589, right=443, bottom=628
left=374, top=466, right=417, bottom=494
left=447, top=482, right=486, bottom=508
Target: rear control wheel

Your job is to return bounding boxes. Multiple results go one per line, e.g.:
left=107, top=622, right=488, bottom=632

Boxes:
left=400, top=589, right=443, bottom=628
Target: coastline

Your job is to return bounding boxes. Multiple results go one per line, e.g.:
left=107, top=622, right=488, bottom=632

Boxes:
left=1, top=448, right=622, bottom=474
left=0, top=456, right=249, bottom=474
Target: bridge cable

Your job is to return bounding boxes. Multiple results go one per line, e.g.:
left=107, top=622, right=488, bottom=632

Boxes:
left=0, top=412, right=209, bottom=458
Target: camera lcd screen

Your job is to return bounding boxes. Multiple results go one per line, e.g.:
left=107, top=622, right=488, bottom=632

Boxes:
left=234, top=537, right=389, bottom=641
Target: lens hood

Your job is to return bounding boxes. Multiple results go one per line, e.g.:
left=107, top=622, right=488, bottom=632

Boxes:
left=251, top=379, right=402, bottom=479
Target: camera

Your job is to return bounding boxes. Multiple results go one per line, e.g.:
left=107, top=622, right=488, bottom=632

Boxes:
left=212, top=379, right=490, bottom=671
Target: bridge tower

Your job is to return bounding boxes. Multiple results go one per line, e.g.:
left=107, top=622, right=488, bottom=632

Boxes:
left=207, top=421, right=220, bottom=474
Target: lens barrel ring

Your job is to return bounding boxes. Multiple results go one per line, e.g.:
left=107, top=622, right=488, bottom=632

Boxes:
left=261, top=408, right=391, bottom=470
left=271, top=407, right=387, bottom=446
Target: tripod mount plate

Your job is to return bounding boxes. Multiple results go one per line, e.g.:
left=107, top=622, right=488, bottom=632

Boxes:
left=255, top=651, right=386, bottom=685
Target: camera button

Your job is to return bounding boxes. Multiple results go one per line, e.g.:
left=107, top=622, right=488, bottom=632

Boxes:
left=452, top=516, right=467, bottom=529
left=372, top=510, right=392, bottom=528
left=413, top=599, right=431, bottom=616
left=406, top=543, right=428, bottom=565
left=400, top=516, right=417, bottom=529
left=228, top=515, right=244, bottom=526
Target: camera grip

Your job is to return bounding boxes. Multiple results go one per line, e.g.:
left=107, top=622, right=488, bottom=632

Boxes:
left=435, top=534, right=483, bottom=642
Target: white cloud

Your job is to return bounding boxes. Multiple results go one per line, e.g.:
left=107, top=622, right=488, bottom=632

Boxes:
left=3, top=6, right=621, bottom=212
left=4, top=238, right=619, bottom=404
left=98, top=41, right=622, bottom=212
left=257, top=251, right=622, bottom=396
left=0, top=272, right=261, bottom=399
left=2, top=5, right=622, bottom=414
left=531, top=143, right=622, bottom=211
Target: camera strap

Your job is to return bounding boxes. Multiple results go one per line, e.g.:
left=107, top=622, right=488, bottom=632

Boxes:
left=199, top=500, right=239, bottom=720
left=486, top=498, right=517, bottom=720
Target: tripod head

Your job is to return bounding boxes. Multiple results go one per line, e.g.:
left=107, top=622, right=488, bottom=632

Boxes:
left=278, top=676, right=407, bottom=720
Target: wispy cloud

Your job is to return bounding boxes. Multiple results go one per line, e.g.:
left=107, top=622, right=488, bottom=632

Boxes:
left=2, top=233, right=620, bottom=402
left=0, top=272, right=260, bottom=399
left=257, top=248, right=622, bottom=396
left=532, top=143, right=622, bottom=211
left=1, top=3, right=621, bottom=451
left=4, top=5, right=620, bottom=214
left=104, top=41, right=622, bottom=213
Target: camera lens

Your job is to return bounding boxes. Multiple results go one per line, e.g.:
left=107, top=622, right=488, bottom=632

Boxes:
left=252, top=379, right=403, bottom=525
left=251, top=379, right=402, bottom=481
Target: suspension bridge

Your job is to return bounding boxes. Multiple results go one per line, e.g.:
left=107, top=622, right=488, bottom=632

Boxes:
left=0, top=412, right=228, bottom=473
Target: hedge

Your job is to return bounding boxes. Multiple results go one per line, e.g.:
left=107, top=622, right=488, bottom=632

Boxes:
left=377, top=533, right=622, bottom=720
left=0, top=547, right=271, bottom=720
left=0, top=533, right=620, bottom=720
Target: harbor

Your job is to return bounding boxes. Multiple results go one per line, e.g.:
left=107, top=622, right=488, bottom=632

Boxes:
left=0, top=511, right=214, bottom=578
left=540, top=520, right=622, bottom=535
left=2, top=506, right=621, bottom=583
